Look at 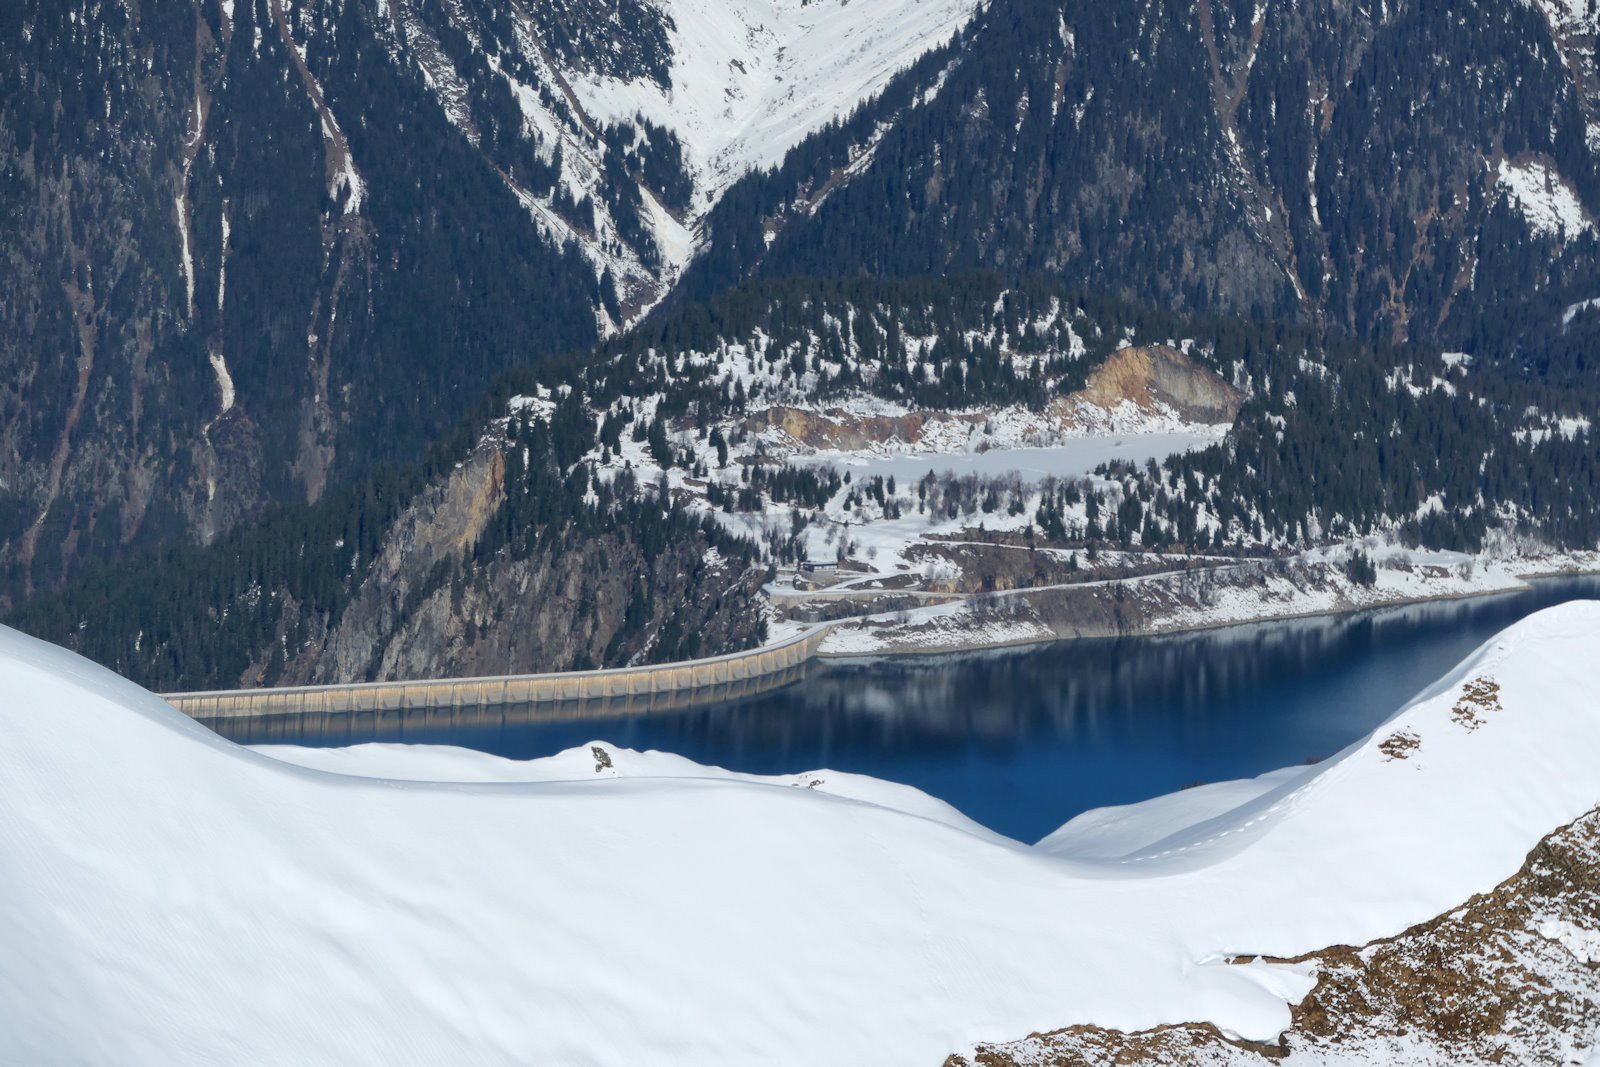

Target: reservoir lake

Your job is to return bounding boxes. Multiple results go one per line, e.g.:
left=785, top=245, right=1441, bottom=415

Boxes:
left=212, top=576, right=1600, bottom=843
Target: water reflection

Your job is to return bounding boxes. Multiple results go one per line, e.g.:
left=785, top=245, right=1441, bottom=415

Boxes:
left=209, top=577, right=1600, bottom=843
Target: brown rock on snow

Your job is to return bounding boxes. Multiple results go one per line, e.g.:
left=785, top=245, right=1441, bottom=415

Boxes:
left=743, top=345, right=1242, bottom=453
left=1064, top=344, right=1245, bottom=425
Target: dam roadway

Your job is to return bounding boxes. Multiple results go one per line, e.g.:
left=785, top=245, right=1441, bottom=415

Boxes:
left=164, top=626, right=832, bottom=720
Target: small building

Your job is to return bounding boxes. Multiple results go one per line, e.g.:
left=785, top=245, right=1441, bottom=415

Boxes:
left=793, top=559, right=840, bottom=590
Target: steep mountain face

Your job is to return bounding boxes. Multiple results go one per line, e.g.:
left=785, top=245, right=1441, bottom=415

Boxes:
left=6, top=0, right=1600, bottom=620
left=252, top=442, right=769, bottom=686
left=26, top=269, right=1600, bottom=691
left=0, top=0, right=977, bottom=602
left=0, top=0, right=592, bottom=598
left=8, top=390, right=772, bottom=691
left=683, top=0, right=1600, bottom=357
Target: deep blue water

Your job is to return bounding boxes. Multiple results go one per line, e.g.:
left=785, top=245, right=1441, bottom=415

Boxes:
left=212, top=577, right=1600, bottom=843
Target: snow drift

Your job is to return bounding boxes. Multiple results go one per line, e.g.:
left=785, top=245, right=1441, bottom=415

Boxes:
left=3, top=603, right=1600, bottom=1064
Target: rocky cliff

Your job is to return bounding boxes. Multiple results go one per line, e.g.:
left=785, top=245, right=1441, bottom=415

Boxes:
left=1067, top=345, right=1245, bottom=425
left=247, top=444, right=768, bottom=685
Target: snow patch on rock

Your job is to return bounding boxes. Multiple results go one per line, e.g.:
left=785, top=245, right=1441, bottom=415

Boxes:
left=1497, top=158, right=1592, bottom=240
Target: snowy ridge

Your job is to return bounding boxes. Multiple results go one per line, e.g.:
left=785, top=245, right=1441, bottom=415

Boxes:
left=1040, top=600, right=1600, bottom=890
left=4, top=603, right=1600, bottom=1062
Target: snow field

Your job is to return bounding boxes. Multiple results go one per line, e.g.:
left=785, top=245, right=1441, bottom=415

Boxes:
left=4, top=602, right=1600, bottom=1062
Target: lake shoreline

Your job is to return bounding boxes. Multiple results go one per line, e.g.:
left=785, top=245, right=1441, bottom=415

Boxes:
left=812, top=558, right=1600, bottom=659
left=208, top=574, right=1600, bottom=845
left=174, top=558, right=1600, bottom=721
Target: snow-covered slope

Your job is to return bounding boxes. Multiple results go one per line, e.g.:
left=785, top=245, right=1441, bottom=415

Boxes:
left=361, top=0, right=979, bottom=315
left=569, top=0, right=979, bottom=212
left=4, top=604, right=1600, bottom=1063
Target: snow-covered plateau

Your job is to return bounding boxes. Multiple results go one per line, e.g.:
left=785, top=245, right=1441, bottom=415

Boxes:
left=5, top=603, right=1600, bottom=1063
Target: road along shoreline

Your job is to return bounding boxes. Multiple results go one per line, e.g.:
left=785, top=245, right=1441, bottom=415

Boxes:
left=167, top=564, right=1600, bottom=721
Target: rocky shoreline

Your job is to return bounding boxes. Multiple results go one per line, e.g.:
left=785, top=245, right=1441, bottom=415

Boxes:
left=809, top=555, right=1600, bottom=658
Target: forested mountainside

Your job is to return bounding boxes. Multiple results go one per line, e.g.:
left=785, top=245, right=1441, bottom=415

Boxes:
left=0, top=0, right=974, bottom=601
left=591, top=274, right=1600, bottom=552
left=683, top=0, right=1600, bottom=358
left=4, top=0, right=1600, bottom=664
left=16, top=273, right=1600, bottom=691
left=8, top=274, right=1230, bottom=688
left=10, top=392, right=768, bottom=692
left=0, top=0, right=598, bottom=598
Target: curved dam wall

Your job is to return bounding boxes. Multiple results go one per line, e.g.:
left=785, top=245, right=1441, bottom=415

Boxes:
left=166, top=627, right=831, bottom=720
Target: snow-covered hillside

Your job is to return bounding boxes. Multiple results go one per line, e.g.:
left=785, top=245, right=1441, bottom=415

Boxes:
left=4, top=605, right=1600, bottom=1062
left=568, top=0, right=980, bottom=212
left=556, top=285, right=1248, bottom=599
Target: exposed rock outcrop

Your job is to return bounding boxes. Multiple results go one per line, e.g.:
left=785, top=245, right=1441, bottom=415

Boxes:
left=1065, top=344, right=1246, bottom=425
left=746, top=407, right=986, bottom=451
left=743, top=345, right=1242, bottom=454
left=245, top=444, right=768, bottom=686
left=946, top=804, right=1600, bottom=1065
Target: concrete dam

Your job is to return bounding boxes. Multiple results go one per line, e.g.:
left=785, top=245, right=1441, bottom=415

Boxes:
left=165, top=626, right=831, bottom=720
